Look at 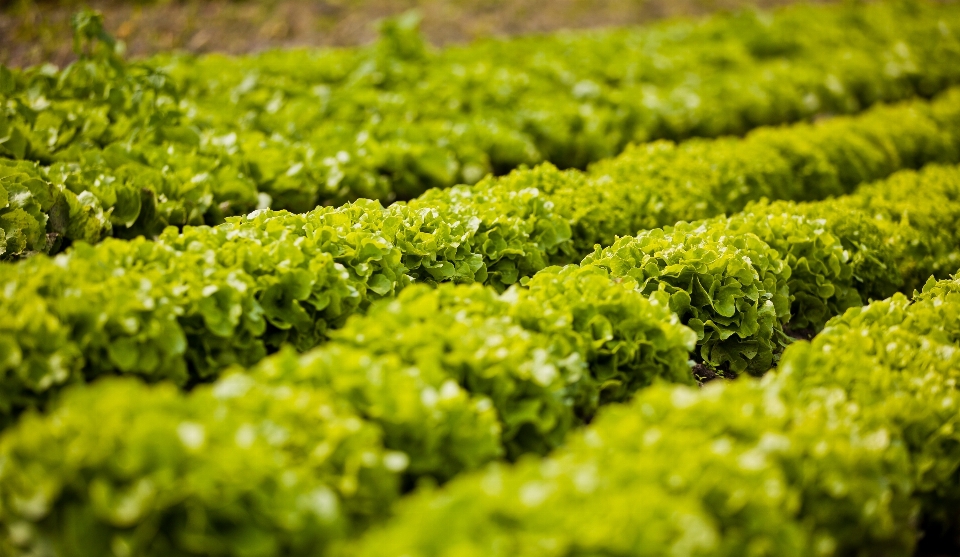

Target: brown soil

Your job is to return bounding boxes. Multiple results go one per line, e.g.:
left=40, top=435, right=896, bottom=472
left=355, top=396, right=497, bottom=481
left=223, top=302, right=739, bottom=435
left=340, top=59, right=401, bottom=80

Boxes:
left=1, top=0, right=832, bottom=68
left=692, top=362, right=738, bottom=384
left=783, top=324, right=816, bottom=341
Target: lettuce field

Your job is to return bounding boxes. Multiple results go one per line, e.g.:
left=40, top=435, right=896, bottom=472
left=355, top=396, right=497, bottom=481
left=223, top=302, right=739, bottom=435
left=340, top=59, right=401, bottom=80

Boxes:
left=3, top=1, right=960, bottom=555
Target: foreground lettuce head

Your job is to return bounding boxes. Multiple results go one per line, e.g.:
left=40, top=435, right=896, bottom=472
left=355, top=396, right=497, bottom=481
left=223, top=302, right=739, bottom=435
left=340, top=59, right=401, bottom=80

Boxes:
left=350, top=273, right=960, bottom=557
left=0, top=377, right=399, bottom=557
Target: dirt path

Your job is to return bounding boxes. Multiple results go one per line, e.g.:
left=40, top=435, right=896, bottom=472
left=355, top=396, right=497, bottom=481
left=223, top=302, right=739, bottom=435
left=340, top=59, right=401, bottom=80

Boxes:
left=1, top=0, right=831, bottom=68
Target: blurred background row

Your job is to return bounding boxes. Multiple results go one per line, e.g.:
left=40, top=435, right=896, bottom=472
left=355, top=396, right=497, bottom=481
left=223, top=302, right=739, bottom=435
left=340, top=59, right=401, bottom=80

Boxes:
left=1, top=0, right=833, bottom=67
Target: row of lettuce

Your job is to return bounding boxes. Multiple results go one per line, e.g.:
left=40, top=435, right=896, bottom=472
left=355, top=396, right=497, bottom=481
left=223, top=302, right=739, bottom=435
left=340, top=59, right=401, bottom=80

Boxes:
left=1, top=162, right=959, bottom=555
left=2, top=90, right=959, bottom=420
left=352, top=273, right=960, bottom=557
left=3, top=1, right=960, bottom=257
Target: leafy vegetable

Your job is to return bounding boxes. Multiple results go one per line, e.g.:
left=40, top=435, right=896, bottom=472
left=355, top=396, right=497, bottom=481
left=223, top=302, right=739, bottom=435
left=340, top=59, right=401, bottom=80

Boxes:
left=351, top=273, right=960, bottom=557
left=4, top=2, right=960, bottom=257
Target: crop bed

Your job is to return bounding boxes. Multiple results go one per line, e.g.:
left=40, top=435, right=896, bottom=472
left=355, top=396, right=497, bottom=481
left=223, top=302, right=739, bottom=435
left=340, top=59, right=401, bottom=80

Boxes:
left=2, top=2, right=960, bottom=556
